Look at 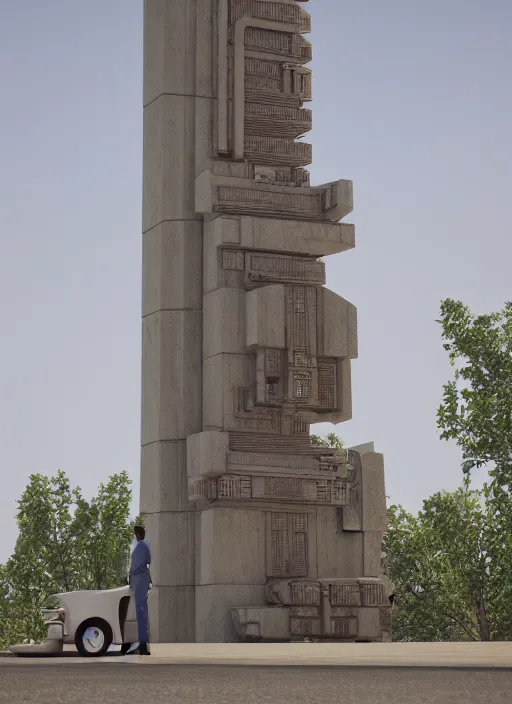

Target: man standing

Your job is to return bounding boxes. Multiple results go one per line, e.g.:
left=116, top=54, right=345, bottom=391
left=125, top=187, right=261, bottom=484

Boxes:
left=129, top=525, right=151, bottom=655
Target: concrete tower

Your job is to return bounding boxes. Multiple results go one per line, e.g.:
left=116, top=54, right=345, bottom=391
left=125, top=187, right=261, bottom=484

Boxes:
left=141, top=0, right=391, bottom=643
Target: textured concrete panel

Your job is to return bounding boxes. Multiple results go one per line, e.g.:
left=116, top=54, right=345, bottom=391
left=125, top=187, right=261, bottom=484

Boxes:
left=204, top=353, right=252, bottom=432
left=240, top=216, right=355, bottom=257
left=141, top=310, right=202, bottom=444
left=350, top=442, right=375, bottom=456
left=197, top=508, right=266, bottom=586
left=187, top=431, right=229, bottom=479
left=144, top=0, right=204, bottom=106
left=195, top=0, right=215, bottom=99
left=343, top=474, right=362, bottom=533
left=322, top=289, right=358, bottom=359
left=148, top=585, right=195, bottom=643
left=195, top=95, right=214, bottom=177
left=142, top=221, right=202, bottom=317
left=195, top=584, right=265, bottom=642
left=143, top=95, right=198, bottom=232
left=316, top=507, right=364, bottom=578
left=203, top=355, right=224, bottom=430
left=357, top=607, right=382, bottom=641
left=361, top=453, right=388, bottom=532
left=140, top=440, right=190, bottom=514
left=203, top=219, right=241, bottom=295
left=339, top=357, right=354, bottom=422
left=144, top=511, right=195, bottom=587
left=246, top=285, right=286, bottom=349
left=363, top=531, right=383, bottom=578
left=203, top=288, right=246, bottom=358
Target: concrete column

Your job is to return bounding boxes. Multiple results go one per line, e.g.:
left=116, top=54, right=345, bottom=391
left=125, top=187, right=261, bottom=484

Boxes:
left=140, top=0, right=214, bottom=642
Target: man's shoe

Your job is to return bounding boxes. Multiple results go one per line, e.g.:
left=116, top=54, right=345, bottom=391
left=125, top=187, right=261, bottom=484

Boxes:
left=139, top=642, right=150, bottom=656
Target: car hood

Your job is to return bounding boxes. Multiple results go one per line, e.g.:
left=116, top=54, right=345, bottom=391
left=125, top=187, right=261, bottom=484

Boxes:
left=50, top=585, right=131, bottom=603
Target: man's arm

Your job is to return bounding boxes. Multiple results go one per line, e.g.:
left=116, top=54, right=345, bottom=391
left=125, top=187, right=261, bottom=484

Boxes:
left=130, top=541, right=149, bottom=576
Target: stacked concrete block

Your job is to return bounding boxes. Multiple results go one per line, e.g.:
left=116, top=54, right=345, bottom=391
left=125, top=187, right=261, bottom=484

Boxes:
left=141, top=0, right=391, bottom=642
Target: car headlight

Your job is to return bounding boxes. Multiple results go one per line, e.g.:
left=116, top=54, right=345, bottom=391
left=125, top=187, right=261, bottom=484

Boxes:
left=42, top=596, right=65, bottom=623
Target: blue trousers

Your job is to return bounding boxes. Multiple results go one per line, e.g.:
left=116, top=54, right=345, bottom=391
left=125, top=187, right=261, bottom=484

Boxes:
left=132, top=572, right=150, bottom=643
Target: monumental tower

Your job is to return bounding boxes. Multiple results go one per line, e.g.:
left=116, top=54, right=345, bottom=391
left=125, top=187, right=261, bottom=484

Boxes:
left=141, top=0, right=391, bottom=642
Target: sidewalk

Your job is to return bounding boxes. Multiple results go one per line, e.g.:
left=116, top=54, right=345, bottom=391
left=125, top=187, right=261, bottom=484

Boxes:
left=2, top=642, right=512, bottom=668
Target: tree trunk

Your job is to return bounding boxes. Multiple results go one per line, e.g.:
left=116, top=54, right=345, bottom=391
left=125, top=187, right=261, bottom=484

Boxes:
left=475, top=591, right=491, bottom=641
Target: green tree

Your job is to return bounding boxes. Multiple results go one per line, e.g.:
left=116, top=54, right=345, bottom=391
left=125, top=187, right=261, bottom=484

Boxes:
left=0, top=470, right=136, bottom=650
left=436, top=298, right=512, bottom=639
left=437, top=298, right=512, bottom=487
left=310, top=432, right=344, bottom=448
left=73, top=473, right=135, bottom=590
left=383, top=479, right=512, bottom=642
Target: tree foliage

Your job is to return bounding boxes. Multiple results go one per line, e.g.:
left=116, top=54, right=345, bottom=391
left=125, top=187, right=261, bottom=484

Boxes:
left=437, top=298, right=512, bottom=486
left=384, top=298, right=512, bottom=642
left=310, top=432, right=344, bottom=448
left=0, top=471, right=136, bottom=650
left=382, top=481, right=511, bottom=642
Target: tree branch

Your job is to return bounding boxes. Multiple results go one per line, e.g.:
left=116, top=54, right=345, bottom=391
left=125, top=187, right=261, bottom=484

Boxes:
left=405, top=585, right=478, bottom=642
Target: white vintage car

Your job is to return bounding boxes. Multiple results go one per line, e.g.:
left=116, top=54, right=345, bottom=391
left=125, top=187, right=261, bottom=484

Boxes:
left=10, top=586, right=140, bottom=657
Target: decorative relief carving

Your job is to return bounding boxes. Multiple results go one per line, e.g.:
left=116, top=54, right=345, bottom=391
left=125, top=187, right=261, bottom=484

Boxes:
left=190, top=478, right=217, bottom=501
left=191, top=473, right=348, bottom=505
left=245, top=135, right=312, bottom=168
left=291, top=580, right=320, bottom=605
left=249, top=578, right=391, bottom=641
left=267, top=578, right=388, bottom=609
left=231, top=1, right=311, bottom=33
left=217, top=186, right=324, bottom=217
left=219, top=475, right=253, bottom=499
left=192, top=1, right=389, bottom=645
left=229, top=432, right=347, bottom=457
left=361, top=582, right=387, bottom=606
left=190, top=475, right=253, bottom=502
left=332, top=480, right=347, bottom=504
left=269, top=512, right=308, bottom=577
left=332, top=620, right=352, bottom=638
left=318, top=455, right=343, bottom=473
left=290, top=606, right=319, bottom=618
left=223, top=250, right=245, bottom=270
left=290, top=618, right=321, bottom=636
left=245, top=56, right=281, bottom=84
left=318, top=362, right=336, bottom=408
left=292, top=414, right=309, bottom=436
left=229, top=451, right=320, bottom=471
left=245, top=86, right=303, bottom=107
left=330, top=607, right=358, bottom=619
left=330, top=583, right=361, bottom=607
left=226, top=433, right=351, bottom=480
left=245, top=103, right=312, bottom=138
left=210, top=1, right=355, bottom=224
left=220, top=0, right=314, bottom=166
left=265, top=477, right=312, bottom=499
left=244, top=27, right=298, bottom=58
left=245, top=254, right=325, bottom=286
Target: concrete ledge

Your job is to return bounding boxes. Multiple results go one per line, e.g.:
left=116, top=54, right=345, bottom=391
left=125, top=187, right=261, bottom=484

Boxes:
left=2, top=643, right=512, bottom=668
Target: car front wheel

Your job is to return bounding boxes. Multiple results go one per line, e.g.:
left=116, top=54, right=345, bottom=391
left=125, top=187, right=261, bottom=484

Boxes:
left=75, top=619, right=113, bottom=657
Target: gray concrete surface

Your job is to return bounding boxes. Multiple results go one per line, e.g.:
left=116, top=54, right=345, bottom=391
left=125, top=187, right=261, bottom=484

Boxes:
left=1, top=663, right=511, bottom=704
left=2, top=642, right=512, bottom=667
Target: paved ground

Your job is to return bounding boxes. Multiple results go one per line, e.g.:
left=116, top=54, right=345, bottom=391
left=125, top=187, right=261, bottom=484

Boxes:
left=1, top=663, right=511, bottom=704
left=3, top=641, right=512, bottom=667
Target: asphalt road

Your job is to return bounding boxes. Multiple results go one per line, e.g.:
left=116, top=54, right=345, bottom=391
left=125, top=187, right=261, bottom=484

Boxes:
left=1, top=664, right=511, bottom=704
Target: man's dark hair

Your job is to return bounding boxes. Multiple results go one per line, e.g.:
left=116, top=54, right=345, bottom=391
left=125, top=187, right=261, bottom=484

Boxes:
left=134, top=525, right=146, bottom=540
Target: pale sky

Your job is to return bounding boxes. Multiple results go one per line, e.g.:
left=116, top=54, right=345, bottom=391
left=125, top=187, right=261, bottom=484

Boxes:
left=0, top=0, right=511, bottom=562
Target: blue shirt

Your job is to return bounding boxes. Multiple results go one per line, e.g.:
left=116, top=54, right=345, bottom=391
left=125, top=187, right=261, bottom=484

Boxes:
left=129, top=539, right=151, bottom=577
